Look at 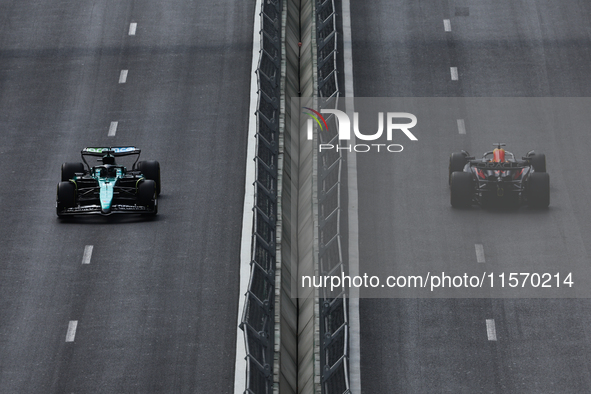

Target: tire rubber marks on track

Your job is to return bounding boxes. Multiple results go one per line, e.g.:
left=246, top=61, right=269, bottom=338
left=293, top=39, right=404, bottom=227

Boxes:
left=66, top=320, right=78, bottom=342
left=475, top=244, right=485, bottom=263
left=455, top=7, right=470, bottom=17
left=129, top=23, right=137, bottom=36
left=81, top=245, right=94, bottom=265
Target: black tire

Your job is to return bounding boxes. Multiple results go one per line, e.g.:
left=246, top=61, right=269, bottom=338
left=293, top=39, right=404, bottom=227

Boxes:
left=138, top=179, right=157, bottom=213
left=530, top=153, right=546, bottom=173
left=61, top=162, right=85, bottom=182
left=137, top=160, right=161, bottom=196
left=450, top=172, right=473, bottom=208
left=449, top=152, right=467, bottom=185
left=527, top=172, right=550, bottom=208
left=57, top=181, right=76, bottom=216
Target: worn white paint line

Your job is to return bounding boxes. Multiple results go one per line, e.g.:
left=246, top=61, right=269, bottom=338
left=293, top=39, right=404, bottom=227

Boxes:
left=233, top=2, right=261, bottom=393
left=342, top=0, right=361, bottom=392
left=444, top=19, right=451, bottom=32
left=65, top=320, right=78, bottom=342
left=457, top=119, right=466, bottom=134
left=108, top=121, right=118, bottom=137
left=128, top=23, right=137, bottom=36
left=451, top=67, right=459, bottom=80
left=475, top=244, right=485, bottom=263
left=486, top=319, right=497, bottom=341
left=119, top=69, right=128, bottom=83
left=342, top=0, right=355, bottom=98
left=81, top=245, right=93, bottom=265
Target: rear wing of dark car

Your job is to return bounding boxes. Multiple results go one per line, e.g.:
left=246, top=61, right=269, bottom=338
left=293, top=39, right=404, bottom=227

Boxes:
left=470, top=161, right=529, bottom=170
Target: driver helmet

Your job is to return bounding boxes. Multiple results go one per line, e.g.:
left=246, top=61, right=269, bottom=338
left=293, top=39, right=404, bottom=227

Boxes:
left=492, top=148, right=506, bottom=162
left=99, top=165, right=118, bottom=178
left=102, top=153, right=116, bottom=165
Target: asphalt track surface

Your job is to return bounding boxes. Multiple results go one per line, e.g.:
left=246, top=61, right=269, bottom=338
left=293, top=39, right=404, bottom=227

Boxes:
left=0, top=1, right=254, bottom=393
left=349, top=0, right=591, bottom=393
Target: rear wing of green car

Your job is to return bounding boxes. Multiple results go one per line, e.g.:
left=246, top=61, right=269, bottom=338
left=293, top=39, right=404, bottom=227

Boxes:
left=81, top=146, right=141, bottom=170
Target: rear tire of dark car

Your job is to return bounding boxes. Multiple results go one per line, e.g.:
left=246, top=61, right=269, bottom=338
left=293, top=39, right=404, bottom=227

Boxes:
left=450, top=172, right=473, bottom=208
left=138, top=179, right=157, bottom=215
left=527, top=172, right=550, bottom=208
left=449, top=152, right=467, bottom=185
left=530, top=153, right=546, bottom=173
left=137, top=160, right=161, bottom=196
left=57, top=181, right=76, bottom=216
left=61, top=162, right=85, bottom=182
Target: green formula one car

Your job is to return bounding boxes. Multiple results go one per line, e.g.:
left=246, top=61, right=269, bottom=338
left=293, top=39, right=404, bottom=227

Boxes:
left=56, top=147, right=160, bottom=217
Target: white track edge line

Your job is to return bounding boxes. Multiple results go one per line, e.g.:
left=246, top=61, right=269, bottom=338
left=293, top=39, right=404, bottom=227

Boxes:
left=234, top=2, right=261, bottom=393
left=342, top=0, right=361, bottom=392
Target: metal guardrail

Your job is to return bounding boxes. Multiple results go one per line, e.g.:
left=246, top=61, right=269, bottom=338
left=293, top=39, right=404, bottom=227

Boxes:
left=240, top=1, right=282, bottom=393
left=316, top=1, right=350, bottom=393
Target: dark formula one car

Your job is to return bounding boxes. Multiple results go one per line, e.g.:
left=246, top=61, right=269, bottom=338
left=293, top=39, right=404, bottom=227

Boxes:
left=449, top=143, right=549, bottom=209
left=56, top=147, right=160, bottom=217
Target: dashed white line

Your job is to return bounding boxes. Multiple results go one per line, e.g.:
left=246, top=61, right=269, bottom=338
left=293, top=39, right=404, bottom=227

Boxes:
left=444, top=19, right=451, bottom=32
left=128, top=23, right=137, bottom=36
left=108, top=121, right=118, bottom=137
left=81, top=245, right=94, bottom=265
left=457, top=119, right=466, bottom=134
left=486, top=319, right=497, bottom=341
left=450, top=67, right=459, bottom=80
left=119, top=69, right=128, bottom=84
left=66, top=320, right=78, bottom=342
left=475, top=244, right=485, bottom=263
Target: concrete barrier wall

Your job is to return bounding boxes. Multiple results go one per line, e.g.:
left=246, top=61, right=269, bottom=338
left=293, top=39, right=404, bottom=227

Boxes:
left=275, top=0, right=321, bottom=392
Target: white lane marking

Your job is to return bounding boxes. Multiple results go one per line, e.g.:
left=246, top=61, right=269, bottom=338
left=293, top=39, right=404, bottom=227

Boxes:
left=486, top=319, right=497, bottom=341
left=475, top=244, right=485, bottom=263
left=343, top=0, right=355, bottom=97
left=66, top=320, right=78, bottom=342
left=457, top=119, right=466, bottom=134
left=81, top=245, right=93, bottom=265
left=444, top=19, right=451, bottom=32
left=342, top=0, right=361, bottom=392
left=128, top=23, right=137, bottom=36
left=234, top=2, right=261, bottom=393
left=119, top=69, right=128, bottom=83
left=108, top=121, right=118, bottom=137
left=450, top=67, right=458, bottom=80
